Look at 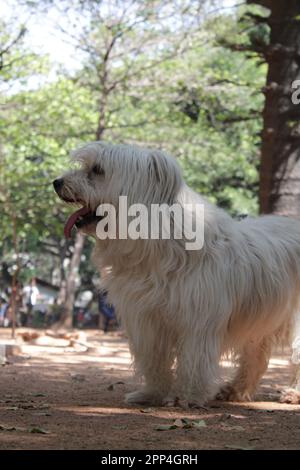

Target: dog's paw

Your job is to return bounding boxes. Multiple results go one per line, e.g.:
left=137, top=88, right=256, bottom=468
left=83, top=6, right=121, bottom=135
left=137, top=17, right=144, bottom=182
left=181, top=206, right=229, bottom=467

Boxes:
left=125, top=390, right=163, bottom=406
left=216, top=384, right=251, bottom=402
left=280, top=388, right=300, bottom=404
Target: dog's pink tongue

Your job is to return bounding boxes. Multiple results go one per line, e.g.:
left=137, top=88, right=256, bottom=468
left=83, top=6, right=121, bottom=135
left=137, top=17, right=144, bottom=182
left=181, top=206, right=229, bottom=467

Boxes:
left=64, top=206, right=90, bottom=238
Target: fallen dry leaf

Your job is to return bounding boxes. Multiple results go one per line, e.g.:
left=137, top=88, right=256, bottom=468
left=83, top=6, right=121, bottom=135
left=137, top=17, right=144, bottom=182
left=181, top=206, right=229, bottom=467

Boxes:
left=192, top=420, right=207, bottom=429
left=225, top=444, right=255, bottom=450
left=155, top=418, right=207, bottom=431
left=0, top=424, right=26, bottom=432
left=221, top=424, right=245, bottom=432
left=173, top=418, right=189, bottom=428
left=111, top=425, right=128, bottom=430
left=29, top=427, right=50, bottom=434
left=155, top=424, right=177, bottom=431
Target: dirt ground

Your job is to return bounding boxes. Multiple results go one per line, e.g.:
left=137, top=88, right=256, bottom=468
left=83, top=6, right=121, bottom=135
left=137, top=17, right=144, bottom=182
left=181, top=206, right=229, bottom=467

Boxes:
left=0, top=328, right=299, bottom=450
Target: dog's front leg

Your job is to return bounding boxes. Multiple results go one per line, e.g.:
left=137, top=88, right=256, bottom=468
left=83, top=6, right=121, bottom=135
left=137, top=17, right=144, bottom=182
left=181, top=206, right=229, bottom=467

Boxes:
left=175, top=333, right=221, bottom=405
left=125, top=315, right=175, bottom=406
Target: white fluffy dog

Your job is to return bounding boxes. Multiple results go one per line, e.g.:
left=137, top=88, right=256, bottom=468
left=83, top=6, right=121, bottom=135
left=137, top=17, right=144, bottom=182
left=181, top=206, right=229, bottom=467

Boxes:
left=53, top=141, right=300, bottom=406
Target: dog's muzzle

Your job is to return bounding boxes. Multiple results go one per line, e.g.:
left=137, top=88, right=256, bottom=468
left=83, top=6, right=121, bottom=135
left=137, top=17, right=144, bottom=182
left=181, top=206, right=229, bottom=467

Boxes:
left=53, top=177, right=104, bottom=238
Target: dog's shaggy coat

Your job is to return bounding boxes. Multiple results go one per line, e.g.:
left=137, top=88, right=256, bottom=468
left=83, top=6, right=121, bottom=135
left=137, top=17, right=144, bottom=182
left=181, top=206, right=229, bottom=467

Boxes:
left=54, top=142, right=300, bottom=405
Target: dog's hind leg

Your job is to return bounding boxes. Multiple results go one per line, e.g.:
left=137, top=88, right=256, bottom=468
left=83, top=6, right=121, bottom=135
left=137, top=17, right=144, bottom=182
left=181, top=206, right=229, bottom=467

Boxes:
left=125, top=316, right=175, bottom=406
left=280, top=317, right=300, bottom=404
left=280, top=364, right=300, bottom=404
left=217, top=337, right=272, bottom=402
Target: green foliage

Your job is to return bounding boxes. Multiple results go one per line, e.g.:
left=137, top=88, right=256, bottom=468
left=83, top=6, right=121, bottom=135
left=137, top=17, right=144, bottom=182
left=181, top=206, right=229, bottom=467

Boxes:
left=0, top=2, right=266, bottom=289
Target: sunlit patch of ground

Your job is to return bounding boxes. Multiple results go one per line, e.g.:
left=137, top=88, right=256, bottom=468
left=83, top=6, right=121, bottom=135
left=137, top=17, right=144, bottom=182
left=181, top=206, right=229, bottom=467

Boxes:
left=0, top=328, right=299, bottom=450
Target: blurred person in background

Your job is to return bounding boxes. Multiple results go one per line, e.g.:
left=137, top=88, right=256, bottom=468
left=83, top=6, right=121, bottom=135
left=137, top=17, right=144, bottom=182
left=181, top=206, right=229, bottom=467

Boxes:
left=98, top=290, right=116, bottom=333
left=23, top=278, right=39, bottom=326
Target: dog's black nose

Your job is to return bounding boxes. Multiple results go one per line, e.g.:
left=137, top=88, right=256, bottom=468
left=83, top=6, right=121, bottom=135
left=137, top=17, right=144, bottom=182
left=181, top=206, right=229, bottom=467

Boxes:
left=53, top=178, right=64, bottom=192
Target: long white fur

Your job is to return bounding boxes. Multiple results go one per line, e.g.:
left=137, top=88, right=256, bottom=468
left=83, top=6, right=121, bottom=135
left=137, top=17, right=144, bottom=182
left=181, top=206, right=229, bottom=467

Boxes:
left=60, top=141, right=300, bottom=405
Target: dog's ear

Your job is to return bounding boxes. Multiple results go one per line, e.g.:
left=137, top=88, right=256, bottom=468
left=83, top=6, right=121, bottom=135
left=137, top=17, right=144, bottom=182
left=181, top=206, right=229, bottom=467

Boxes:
left=148, top=153, right=161, bottom=183
left=148, top=151, right=182, bottom=203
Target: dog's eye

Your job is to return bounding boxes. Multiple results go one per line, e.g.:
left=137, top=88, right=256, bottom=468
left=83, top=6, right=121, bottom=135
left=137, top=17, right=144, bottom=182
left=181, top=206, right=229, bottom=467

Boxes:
left=92, top=165, right=105, bottom=176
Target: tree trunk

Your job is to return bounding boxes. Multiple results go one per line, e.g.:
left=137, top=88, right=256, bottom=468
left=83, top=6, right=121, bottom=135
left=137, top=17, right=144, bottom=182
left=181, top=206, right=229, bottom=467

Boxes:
left=10, top=214, right=20, bottom=338
left=56, top=232, right=85, bottom=329
left=250, top=1, right=300, bottom=216
left=56, top=239, right=70, bottom=306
